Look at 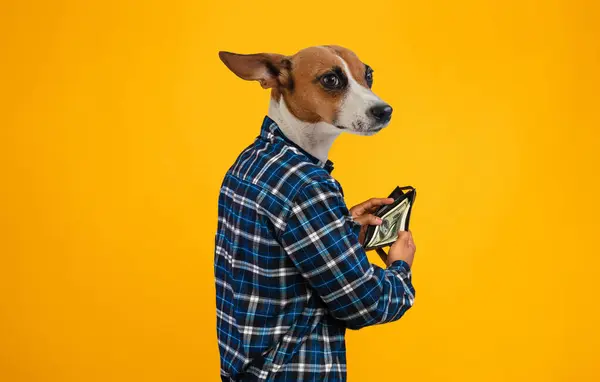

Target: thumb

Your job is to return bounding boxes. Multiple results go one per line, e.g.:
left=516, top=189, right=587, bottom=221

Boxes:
left=354, top=214, right=382, bottom=226
left=397, top=230, right=410, bottom=242
left=390, top=230, right=408, bottom=250
left=406, top=230, right=414, bottom=246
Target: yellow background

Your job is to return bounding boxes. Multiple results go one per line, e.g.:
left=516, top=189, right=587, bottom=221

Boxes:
left=2, top=0, right=599, bottom=381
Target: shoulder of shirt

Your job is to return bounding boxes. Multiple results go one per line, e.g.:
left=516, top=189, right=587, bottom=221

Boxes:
left=226, top=135, right=339, bottom=204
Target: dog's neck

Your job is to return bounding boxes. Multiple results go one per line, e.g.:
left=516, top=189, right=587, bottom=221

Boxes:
left=268, top=97, right=341, bottom=164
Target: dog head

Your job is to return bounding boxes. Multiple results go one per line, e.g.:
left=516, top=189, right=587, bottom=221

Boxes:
left=219, top=45, right=392, bottom=136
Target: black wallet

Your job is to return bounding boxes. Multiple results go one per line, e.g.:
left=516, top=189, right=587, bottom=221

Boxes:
left=362, top=186, right=416, bottom=263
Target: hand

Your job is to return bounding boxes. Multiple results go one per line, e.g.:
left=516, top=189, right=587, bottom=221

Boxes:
left=349, top=197, right=395, bottom=245
left=387, top=230, right=416, bottom=268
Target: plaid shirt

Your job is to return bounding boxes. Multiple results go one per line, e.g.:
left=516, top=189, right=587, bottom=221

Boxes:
left=215, top=116, right=415, bottom=381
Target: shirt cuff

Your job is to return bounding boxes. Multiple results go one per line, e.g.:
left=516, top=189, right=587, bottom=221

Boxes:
left=387, top=259, right=411, bottom=273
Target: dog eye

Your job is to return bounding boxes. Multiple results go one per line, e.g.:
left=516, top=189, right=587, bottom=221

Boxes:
left=320, top=73, right=342, bottom=89
left=365, top=66, right=374, bottom=88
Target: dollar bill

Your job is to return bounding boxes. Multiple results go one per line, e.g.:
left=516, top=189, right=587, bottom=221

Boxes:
left=365, top=198, right=411, bottom=249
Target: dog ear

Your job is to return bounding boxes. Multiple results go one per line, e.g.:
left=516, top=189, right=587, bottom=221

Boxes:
left=219, top=51, right=291, bottom=89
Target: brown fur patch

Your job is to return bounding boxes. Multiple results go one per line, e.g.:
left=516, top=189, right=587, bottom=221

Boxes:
left=277, top=47, right=343, bottom=124
left=220, top=46, right=370, bottom=125
left=274, top=46, right=370, bottom=124
left=323, top=45, right=370, bottom=88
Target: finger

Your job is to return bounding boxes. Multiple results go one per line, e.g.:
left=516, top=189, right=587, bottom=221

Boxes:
left=354, top=197, right=395, bottom=215
left=397, top=230, right=410, bottom=241
left=367, top=198, right=395, bottom=212
left=389, top=235, right=402, bottom=249
left=355, top=214, right=382, bottom=226
left=366, top=204, right=384, bottom=213
left=390, top=231, right=409, bottom=250
left=406, top=231, right=415, bottom=246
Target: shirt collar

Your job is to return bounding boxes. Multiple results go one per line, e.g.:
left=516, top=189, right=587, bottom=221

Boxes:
left=259, top=115, right=335, bottom=174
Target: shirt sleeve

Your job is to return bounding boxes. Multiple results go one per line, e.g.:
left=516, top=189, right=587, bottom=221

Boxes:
left=279, top=180, right=416, bottom=330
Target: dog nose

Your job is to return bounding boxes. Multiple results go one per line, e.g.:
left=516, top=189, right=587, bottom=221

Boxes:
left=369, top=104, right=393, bottom=122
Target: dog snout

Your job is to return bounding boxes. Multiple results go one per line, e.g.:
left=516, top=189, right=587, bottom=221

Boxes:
left=369, top=104, right=393, bottom=123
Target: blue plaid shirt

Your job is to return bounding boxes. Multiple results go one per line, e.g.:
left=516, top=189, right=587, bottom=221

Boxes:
left=215, top=116, right=415, bottom=381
